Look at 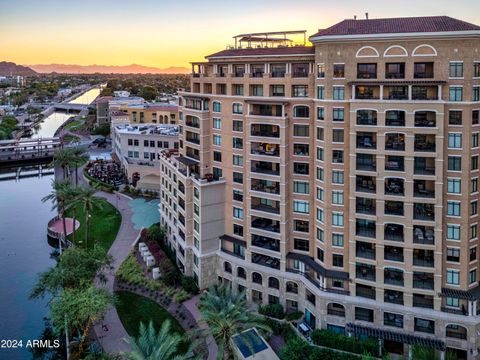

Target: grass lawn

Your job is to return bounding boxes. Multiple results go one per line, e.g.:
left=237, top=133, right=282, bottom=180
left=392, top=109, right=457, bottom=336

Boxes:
left=65, top=197, right=121, bottom=250
left=63, top=134, right=80, bottom=143
left=115, top=291, right=190, bottom=353
left=63, top=119, right=84, bottom=131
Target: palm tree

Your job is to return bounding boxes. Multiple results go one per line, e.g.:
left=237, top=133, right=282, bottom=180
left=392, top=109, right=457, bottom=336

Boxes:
left=127, top=320, right=194, bottom=360
left=198, top=284, right=271, bottom=359
left=42, top=180, right=74, bottom=250
left=72, top=186, right=100, bottom=248
left=70, top=146, right=90, bottom=185
left=50, top=147, right=76, bottom=180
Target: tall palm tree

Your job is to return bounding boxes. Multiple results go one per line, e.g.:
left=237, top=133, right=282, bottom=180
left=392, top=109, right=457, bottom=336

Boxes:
left=72, top=186, right=99, bottom=248
left=127, top=320, right=194, bottom=360
left=70, top=146, right=90, bottom=185
left=198, top=284, right=271, bottom=360
left=50, top=148, right=76, bottom=180
left=42, top=180, right=74, bottom=249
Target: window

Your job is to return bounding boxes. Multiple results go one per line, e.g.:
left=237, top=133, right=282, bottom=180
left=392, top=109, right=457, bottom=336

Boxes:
left=213, top=151, right=222, bottom=162
left=317, top=148, right=324, bottom=161
left=333, top=86, right=345, bottom=100
left=293, top=181, right=309, bottom=194
left=317, top=86, right=325, bottom=100
left=332, top=150, right=344, bottom=164
left=475, top=62, right=480, bottom=78
left=293, top=124, right=309, bottom=137
left=332, top=233, right=344, bottom=247
left=213, top=167, right=222, bottom=179
left=448, top=156, right=461, bottom=171
left=447, top=178, right=461, bottom=193
left=233, top=224, right=243, bottom=236
left=213, top=101, right=221, bottom=112
left=233, top=207, right=243, bottom=219
left=357, top=63, right=377, bottom=79
left=293, top=85, right=308, bottom=97
left=194, top=187, right=199, bottom=198
left=317, top=107, right=325, bottom=120
left=317, top=63, right=325, bottom=78
left=316, top=187, right=324, bottom=201
left=447, top=201, right=461, bottom=216
left=470, top=247, right=477, bottom=262
left=471, top=224, right=478, bottom=239
left=473, top=156, right=479, bottom=170
left=317, top=167, right=324, bottom=181
left=233, top=120, right=243, bottom=132
left=474, top=110, right=479, bottom=125
left=250, top=85, right=263, bottom=96
left=233, top=172, right=243, bottom=184
left=317, top=247, right=324, bottom=261
left=449, top=62, right=463, bottom=78
left=332, top=171, right=344, bottom=184
left=293, top=106, right=309, bottom=118
left=472, top=178, right=478, bottom=193
left=316, top=208, right=324, bottom=223
left=449, top=86, right=463, bottom=102
left=293, top=162, right=309, bottom=175
left=332, top=191, right=344, bottom=205
left=471, top=201, right=478, bottom=216
left=294, top=220, right=309, bottom=232
left=213, top=134, right=221, bottom=145
left=232, top=103, right=243, bottom=114
left=316, top=228, right=324, bottom=242
left=447, top=225, right=460, bottom=240
left=294, top=238, right=309, bottom=251
left=213, top=118, right=221, bottom=129
left=233, top=155, right=243, bottom=166
left=333, top=254, right=344, bottom=267
left=317, top=127, right=324, bottom=140
left=472, top=133, right=479, bottom=148
left=332, top=129, right=344, bottom=143
left=332, top=212, right=344, bottom=226
left=473, top=86, right=480, bottom=101
left=293, top=201, right=309, bottom=214
left=333, top=108, right=344, bottom=121
left=446, top=269, right=460, bottom=285
left=233, top=189, right=243, bottom=202
left=448, top=133, right=462, bottom=149
left=446, top=297, right=460, bottom=308
left=449, top=111, right=462, bottom=125
left=233, top=84, right=244, bottom=96
left=447, top=248, right=460, bottom=262
left=333, top=64, right=345, bottom=78
left=233, top=137, right=243, bottom=149
left=271, top=85, right=285, bottom=97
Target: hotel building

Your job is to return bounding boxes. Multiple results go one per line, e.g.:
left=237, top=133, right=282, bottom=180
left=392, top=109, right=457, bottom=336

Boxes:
left=159, top=16, right=480, bottom=359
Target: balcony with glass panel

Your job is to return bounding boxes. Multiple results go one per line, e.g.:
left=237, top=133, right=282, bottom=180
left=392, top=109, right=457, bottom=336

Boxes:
left=356, top=175, right=376, bottom=193
left=385, top=63, right=405, bottom=79
left=252, top=252, right=280, bottom=270
left=356, top=132, right=377, bottom=149
left=357, top=110, right=377, bottom=125
left=385, top=110, right=405, bottom=127
left=250, top=64, right=264, bottom=78
left=251, top=216, right=280, bottom=233
left=251, top=179, right=280, bottom=195
left=251, top=124, right=280, bottom=138
left=356, top=241, right=376, bottom=260
left=384, top=86, right=408, bottom=100
left=185, top=131, right=200, bottom=145
left=414, top=203, right=435, bottom=221
left=414, top=180, right=435, bottom=198
left=385, top=155, right=404, bottom=172
left=185, top=115, right=200, bottom=128
left=413, top=225, right=435, bottom=245
left=384, top=245, right=404, bottom=262
left=251, top=234, right=280, bottom=252
left=216, top=65, right=228, bottom=77
left=385, top=201, right=404, bottom=216
left=385, top=178, right=404, bottom=196
left=384, top=224, right=404, bottom=242
left=414, top=62, right=434, bottom=79
left=384, top=289, right=404, bottom=305
left=355, top=86, right=380, bottom=100
left=356, top=219, right=376, bottom=238
left=357, top=63, right=377, bottom=79
left=251, top=160, right=280, bottom=176
left=251, top=142, right=279, bottom=157
left=384, top=268, right=404, bottom=286
left=356, top=154, right=376, bottom=171
left=250, top=104, right=283, bottom=117
left=233, top=65, right=245, bottom=78
left=356, top=263, right=376, bottom=282
left=412, top=86, right=439, bottom=101
left=356, top=197, right=376, bottom=215
left=413, top=249, right=434, bottom=268
left=385, top=133, right=405, bottom=151
left=292, top=63, right=309, bottom=78
left=413, top=272, right=434, bottom=290
left=251, top=197, right=280, bottom=215
left=270, top=64, right=286, bottom=78
left=415, top=111, right=436, bottom=127
left=414, top=157, right=435, bottom=176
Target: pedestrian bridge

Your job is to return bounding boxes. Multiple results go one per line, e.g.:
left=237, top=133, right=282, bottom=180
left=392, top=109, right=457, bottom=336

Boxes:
left=0, top=137, right=63, bottom=164
left=52, top=103, right=89, bottom=112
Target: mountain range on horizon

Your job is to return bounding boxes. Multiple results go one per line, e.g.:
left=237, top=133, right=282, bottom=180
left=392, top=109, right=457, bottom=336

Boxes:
left=26, top=63, right=190, bottom=74
left=0, top=61, right=37, bottom=76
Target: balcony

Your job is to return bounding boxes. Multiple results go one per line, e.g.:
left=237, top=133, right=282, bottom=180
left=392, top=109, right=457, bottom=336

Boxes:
left=251, top=124, right=280, bottom=138
left=251, top=160, right=280, bottom=176
left=220, top=243, right=245, bottom=259
left=414, top=180, right=435, bottom=198
left=357, top=63, right=377, bottom=79
left=414, top=203, right=435, bottom=221
left=251, top=217, right=280, bottom=233
left=413, top=249, right=434, bottom=268
left=293, top=144, right=309, bottom=156
left=251, top=179, right=280, bottom=195
left=356, top=284, right=376, bottom=300
left=413, top=272, right=434, bottom=290
left=384, top=246, right=404, bottom=262
left=356, top=220, right=376, bottom=238
left=385, top=133, right=405, bottom=151
left=355, top=263, right=376, bottom=281
left=356, top=154, right=376, bottom=171
left=384, top=268, right=404, bottom=286
left=251, top=234, right=280, bottom=252
left=252, top=252, right=280, bottom=270
left=355, top=307, right=374, bottom=322
left=384, top=224, right=404, bottom=242
left=385, top=201, right=404, bottom=216
left=412, top=86, right=439, bottom=101
left=327, top=303, right=346, bottom=317
left=251, top=142, right=279, bottom=157
left=216, top=65, right=228, bottom=77
left=415, top=111, right=436, bottom=127
left=233, top=65, right=245, bottom=78
left=250, top=104, right=283, bottom=117
left=356, top=197, right=376, bottom=215
left=355, top=86, right=380, bottom=100
left=357, top=110, right=377, bottom=126
left=185, top=131, right=200, bottom=145
left=185, top=115, right=200, bottom=128
left=250, top=65, right=264, bottom=78
left=385, top=156, right=404, bottom=172
left=384, top=86, right=408, bottom=100
left=446, top=325, right=468, bottom=340
left=414, top=157, right=435, bottom=176
left=413, top=295, right=434, bottom=310
left=270, top=64, right=286, bottom=78
left=384, top=289, right=404, bottom=305
left=251, top=197, right=280, bottom=215
left=413, top=226, right=435, bottom=245
left=356, top=132, right=377, bottom=149
left=385, top=110, right=405, bottom=127
left=356, top=175, right=376, bottom=193
left=292, top=63, right=309, bottom=78
left=385, top=178, right=404, bottom=196
left=414, top=62, right=434, bottom=79
left=356, top=241, right=376, bottom=260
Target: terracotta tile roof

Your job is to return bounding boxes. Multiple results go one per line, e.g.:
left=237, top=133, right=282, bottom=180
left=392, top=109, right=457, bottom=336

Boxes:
left=94, top=96, right=114, bottom=104
left=310, top=16, right=480, bottom=38
left=206, top=46, right=315, bottom=59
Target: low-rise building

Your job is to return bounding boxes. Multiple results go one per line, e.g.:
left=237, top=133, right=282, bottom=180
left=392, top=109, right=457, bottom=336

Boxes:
left=125, top=103, right=178, bottom=125
left=114, top=90, right=130, bottom=98
left=95, top=96, right=144, bottom=126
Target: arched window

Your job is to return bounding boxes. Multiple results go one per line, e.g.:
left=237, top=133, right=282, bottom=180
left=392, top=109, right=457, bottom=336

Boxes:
left=412, top=44, right=437, bottom=57
left=385, top=110, right=405, bottom=127
left=383, top=45, right=408, bottom=57
left=327, top=303, right=345, bottom=317
left=356, top=46, right=379, bottom=58
left=293, top=105, right=309, bottom=118
left=252, top=272, right=262, bottom=284
left=237, top=267, right=246, bottom=279
left=232, top=103, right=243, bottom=114
left=446, top=324, right=467, bottom=340
left=286, top=281, right=298, bottom=294
left=268, top=277, right=280, bottom=289
left=224, top=261, right=232, bottom=273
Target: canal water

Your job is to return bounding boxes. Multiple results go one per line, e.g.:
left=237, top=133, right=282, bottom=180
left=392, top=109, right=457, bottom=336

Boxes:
left=0, top=87, right=100, bottom=359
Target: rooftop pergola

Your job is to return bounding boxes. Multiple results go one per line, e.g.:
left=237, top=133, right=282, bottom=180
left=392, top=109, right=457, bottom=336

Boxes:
left=232, top=30, right=307, bottom=49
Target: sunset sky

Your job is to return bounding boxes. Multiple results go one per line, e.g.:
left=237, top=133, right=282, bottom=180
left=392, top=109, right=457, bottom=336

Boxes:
left=1, top=0, right=480, bottom=69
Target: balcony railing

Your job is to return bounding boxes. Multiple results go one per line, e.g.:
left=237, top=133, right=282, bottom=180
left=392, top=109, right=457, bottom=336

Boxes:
left=251, top=203, right=280, bottom=215
left=384, top=269, right=404, bottom=286
left=356, top=265, right=376, bottom=281
left=251, top=235, right=280, bottom=252
left=356, top=285, right=376, bottom=300
left=251, top=218, right=280, bottom=233
left=413, top=274, right=434, bottom=290
left=221, top=247, right=245, bottom=259
left=413, top=295, right=434, bottom=309
left=251, top=182, right=280, bottom=195
left=384, top=290, right=404, bottom=305
left=252, top=253, right=280, bottom=270
left=413, top=226, right=435, bottom=245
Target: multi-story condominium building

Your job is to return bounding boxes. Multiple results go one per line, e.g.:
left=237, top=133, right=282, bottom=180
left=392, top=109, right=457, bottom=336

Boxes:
left=125, top=103, right=178, bottom=125
left=95, top=96, right=145, bottom=125
left=112, top=123, right=179, bottom=189
left=159, top=16, right=480, bottom=359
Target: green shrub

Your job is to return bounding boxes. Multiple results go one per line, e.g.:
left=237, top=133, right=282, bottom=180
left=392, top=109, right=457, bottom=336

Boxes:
left=285, top=311, right=303, bottom=321
left=310, top=329, right=378, bottom=357
left=280, top=337, right=361, bottom=360
left=181, top=276, right=199, bottom=294
left=258, top=303, right=285, bottom=319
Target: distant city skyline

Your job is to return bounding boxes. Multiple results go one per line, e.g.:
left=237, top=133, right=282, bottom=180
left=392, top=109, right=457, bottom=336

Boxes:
left=1, top=0, right=480, bottom=68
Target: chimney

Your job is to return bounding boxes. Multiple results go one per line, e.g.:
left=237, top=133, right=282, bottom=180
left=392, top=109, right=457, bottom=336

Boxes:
left=365, top=12, right=369, bottom=20
left=354, top=15, right=357, bottom=20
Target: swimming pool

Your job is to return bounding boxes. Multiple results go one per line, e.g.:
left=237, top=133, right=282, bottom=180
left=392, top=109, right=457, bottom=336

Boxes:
left=128, top=198, right=160, bottom=230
